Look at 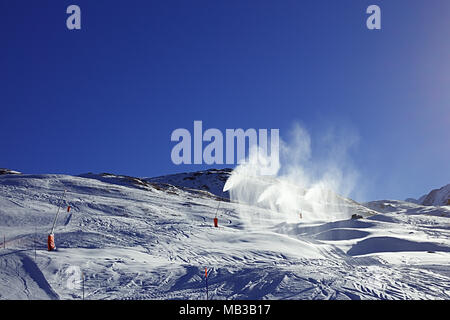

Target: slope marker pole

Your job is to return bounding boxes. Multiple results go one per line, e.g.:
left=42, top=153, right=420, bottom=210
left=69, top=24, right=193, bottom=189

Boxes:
left=34, top=227, right=37, bottom=261
left=214, top=201, right=220, bottom=227
left=50, top=190, right=67, bottom=235
left=82, top=272, right=85, bottom=300
left=205, top=267, right=208, bottom=300
left=48, top=189, right=67, bottom=251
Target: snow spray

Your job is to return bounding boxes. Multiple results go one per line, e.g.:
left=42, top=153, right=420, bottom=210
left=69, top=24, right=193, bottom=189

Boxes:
left=223, top=123, right=362, bottom=227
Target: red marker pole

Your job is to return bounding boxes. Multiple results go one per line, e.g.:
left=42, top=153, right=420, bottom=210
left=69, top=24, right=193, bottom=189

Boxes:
left=214, top=201, right=221, bottom=228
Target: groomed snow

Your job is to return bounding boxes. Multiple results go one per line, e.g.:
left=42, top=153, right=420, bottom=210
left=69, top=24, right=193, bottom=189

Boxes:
left=0, top=172, right=449, bottom=300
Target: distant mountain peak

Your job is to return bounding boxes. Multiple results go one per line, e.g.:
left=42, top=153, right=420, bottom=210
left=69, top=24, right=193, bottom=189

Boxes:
left=145, top=168, right=233, bottom=199
left=421, top=184, right=450, bottom=206
left=406, top=184, right=450, bottom=206
left=0, top=168, right=21, bottom=175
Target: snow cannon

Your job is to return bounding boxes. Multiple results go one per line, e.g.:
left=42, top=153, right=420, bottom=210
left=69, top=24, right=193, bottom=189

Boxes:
left=47, top=190, right=67, bottom=251
left=47, top=233, right=56, bottom=251
left=214, top=217, right=218, bottom=228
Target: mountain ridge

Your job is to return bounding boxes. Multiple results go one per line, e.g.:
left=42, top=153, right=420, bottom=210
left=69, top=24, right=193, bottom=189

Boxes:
left=405, top=184, right=450, bottom=207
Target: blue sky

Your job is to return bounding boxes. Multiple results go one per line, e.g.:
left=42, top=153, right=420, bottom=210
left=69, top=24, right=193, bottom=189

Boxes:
left=1, top=0, right=449, bottom=201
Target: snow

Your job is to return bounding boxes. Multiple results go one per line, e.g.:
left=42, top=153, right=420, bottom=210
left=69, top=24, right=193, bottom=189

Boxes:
left=146, top=169, right=232, bottom=200
left=0, top=168, right=21, bottom=175
left=405, top=184, right=450, bottom=207
left=422, top=184, right=450, bottom=206
left=0, top=172, right=449, bottom=300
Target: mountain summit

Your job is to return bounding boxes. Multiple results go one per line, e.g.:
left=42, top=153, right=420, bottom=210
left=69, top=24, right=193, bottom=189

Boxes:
left=406, top=184, right=450, bottom=206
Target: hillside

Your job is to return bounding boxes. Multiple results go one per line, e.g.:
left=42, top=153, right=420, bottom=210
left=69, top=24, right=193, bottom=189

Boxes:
left=145, top=168, right=232, bottom=199
left=0, top=170, right=449, bottom=300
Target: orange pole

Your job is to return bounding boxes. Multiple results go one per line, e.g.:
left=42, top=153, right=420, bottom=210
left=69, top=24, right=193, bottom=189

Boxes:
left=47, top=234, right=55, bottom=251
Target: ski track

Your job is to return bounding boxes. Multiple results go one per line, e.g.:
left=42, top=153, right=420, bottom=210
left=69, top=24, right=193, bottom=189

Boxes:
left=0, top=250, right=59, bottom=300
left=0, top=173, right=449, bottom=300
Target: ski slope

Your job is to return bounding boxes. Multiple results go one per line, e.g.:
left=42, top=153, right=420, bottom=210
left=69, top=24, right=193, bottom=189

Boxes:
left=0, top=171, right=449, bottom=300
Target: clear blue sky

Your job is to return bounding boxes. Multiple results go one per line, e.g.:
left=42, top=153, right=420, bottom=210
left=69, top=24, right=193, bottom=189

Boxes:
left=1, top=0, right=449, bottom=201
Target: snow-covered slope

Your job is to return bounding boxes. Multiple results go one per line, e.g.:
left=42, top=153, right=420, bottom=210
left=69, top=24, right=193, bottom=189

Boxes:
left=404, top=197, right=424, bottom=205
left=0, top=171, right=449, bottom=300
left=146, top=168, right=377, bottom=221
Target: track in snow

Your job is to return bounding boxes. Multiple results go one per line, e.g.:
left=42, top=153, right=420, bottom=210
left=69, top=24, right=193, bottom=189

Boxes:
left=1, top=173, right=449, bottom=300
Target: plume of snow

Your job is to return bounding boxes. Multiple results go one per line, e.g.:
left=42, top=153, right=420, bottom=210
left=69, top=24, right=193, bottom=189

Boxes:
left=224, top=123, right=361, bottom=227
